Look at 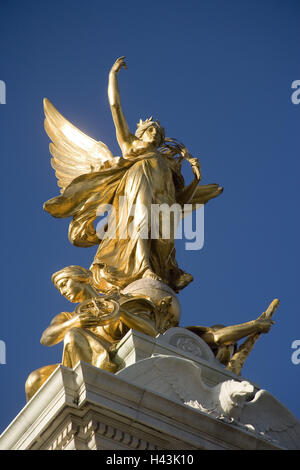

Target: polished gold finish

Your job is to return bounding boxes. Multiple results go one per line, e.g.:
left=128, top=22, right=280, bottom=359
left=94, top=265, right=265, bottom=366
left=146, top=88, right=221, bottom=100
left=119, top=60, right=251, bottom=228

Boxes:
left=25, top=266, right=124, bottom=401
left=25, top=364, right=59, bottom=402
left=25, top=267, right=178, bottom=401
left=27, top=58, right=277, bottom=401
left=226, top=299, right=280, bottom=375
left=74, top=297, right=120, bottom=326
left=186, top=299, right=279, bottom=374
left=43, top=56, right=223, bottom=292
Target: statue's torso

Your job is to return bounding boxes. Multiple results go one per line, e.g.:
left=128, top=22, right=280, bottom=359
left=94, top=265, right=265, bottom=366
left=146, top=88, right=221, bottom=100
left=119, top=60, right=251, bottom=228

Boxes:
left=123, top=149, right=176, bottom=203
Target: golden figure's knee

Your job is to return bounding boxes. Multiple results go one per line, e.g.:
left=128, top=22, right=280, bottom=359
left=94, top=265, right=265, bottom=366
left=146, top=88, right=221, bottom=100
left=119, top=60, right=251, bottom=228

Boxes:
left=25, top=364, right=59, bottom=402
left=25, top=369, right=44, bottom=402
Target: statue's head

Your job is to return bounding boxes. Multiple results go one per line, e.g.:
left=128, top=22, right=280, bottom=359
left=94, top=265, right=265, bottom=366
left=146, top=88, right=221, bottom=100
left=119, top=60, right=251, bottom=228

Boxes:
left=135, top=118, right=165, bottom=147
left=52, top=265, right=94, bottom=303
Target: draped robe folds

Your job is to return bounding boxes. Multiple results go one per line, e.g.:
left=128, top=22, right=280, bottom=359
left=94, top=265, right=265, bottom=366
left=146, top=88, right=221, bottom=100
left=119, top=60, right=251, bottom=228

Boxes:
left=44, top=152, right=222, bottom=293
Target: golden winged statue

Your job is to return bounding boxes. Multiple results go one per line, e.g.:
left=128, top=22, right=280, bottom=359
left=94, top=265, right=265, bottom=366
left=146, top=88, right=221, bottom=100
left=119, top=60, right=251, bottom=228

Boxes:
left=43, top=56, right=223, bottom=294
left=24, top=58, right=280, bottom=403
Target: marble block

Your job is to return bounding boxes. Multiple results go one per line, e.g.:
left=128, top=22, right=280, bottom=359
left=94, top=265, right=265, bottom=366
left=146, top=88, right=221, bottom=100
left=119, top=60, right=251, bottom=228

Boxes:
left=0, top=328, right=299, bottom=450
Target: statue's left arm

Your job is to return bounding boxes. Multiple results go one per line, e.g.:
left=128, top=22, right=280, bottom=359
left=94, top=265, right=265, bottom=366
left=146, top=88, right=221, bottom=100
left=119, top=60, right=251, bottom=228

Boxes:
left=173, top=147, right=222, bottom=206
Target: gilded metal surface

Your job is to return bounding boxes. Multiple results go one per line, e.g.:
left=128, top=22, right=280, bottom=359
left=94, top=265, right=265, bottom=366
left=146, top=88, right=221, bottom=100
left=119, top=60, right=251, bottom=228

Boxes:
left=25, top=267, right=178, bottom=401
left=43, top=56, right=222, bottom=293
left=186, top=299, right=279, bottom=374
left=226, top=298, right=280, bottom=375
left=25, top=266, right=124, bottom=401
left=25, top=58, right=278, bottom=400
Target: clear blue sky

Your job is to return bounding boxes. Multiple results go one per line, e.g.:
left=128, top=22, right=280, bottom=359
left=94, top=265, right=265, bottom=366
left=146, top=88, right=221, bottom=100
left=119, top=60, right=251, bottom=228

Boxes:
left=0, top=0, right=299, bottom=433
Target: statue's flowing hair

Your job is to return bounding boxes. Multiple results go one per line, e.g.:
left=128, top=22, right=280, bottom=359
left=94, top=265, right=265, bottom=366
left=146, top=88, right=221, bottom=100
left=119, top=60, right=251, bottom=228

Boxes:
left=159, top=137, right=189, bottom=160
left=135, top=118, right=191, bottom=164
left=52, top=265, right=93, bottom=288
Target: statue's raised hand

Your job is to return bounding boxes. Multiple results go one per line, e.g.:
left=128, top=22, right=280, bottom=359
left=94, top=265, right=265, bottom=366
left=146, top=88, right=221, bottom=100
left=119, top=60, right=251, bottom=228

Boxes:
left=189, top=158, right=202, bottom=181
left=111, top=56, right=127, bottom=74
left=179, top=146, right=202, bottom=181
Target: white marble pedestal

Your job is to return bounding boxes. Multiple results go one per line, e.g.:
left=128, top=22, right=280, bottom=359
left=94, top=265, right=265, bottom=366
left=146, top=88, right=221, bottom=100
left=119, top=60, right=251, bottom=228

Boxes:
left=0, top=328, right=299, bottom=450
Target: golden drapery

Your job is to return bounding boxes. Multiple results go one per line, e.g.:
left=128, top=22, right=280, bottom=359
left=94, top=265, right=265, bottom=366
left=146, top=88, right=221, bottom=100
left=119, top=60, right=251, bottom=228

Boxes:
left=44, top=152, right=221, bottom=293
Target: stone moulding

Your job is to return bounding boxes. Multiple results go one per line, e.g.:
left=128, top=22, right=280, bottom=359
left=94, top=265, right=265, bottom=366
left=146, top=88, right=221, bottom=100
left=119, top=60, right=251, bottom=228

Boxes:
left=0, top=328, right=298, bottom=450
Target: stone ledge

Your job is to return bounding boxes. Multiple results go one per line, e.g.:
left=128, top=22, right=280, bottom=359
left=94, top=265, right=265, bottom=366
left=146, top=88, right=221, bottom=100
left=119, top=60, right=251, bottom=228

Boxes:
left=0, top=328, right=295, bottom=450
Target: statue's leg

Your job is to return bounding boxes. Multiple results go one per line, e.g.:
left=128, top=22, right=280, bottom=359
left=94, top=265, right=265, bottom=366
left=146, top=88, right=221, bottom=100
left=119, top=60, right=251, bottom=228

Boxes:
left=25, top=364, right=59, bottom=402
left=62, top=327, right=93, bottom=368
left=62, top=327, right=117, bottom=372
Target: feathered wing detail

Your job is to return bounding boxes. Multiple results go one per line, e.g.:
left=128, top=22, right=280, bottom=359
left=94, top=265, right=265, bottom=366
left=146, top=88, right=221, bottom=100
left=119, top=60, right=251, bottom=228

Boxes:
left=240, top=390, right=300, bottom=449
left=44, top=98, right=114, bottom=193
left=151, top=356, right=214, bottom=406
left=117, top=355, right=219, bottom=411
left=153, top=359, right=255, bottom=420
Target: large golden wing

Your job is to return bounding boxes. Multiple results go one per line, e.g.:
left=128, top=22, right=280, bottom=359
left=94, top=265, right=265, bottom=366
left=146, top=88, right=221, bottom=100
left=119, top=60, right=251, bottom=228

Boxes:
left=44, top=98, right=114, bottom=193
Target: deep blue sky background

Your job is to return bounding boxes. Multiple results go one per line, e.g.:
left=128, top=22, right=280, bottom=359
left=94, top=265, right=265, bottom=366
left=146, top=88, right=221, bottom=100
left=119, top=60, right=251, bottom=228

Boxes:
left=0, top=0, right=299, bottom=433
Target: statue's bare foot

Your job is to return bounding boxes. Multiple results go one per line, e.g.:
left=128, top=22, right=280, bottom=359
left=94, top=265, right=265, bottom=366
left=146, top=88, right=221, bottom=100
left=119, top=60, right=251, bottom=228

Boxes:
left=142, top=269, right=162, bottom=281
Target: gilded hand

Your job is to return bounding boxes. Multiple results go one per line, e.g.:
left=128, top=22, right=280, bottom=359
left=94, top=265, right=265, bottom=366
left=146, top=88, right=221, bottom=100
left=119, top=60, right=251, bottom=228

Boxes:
left=180, top=147, right=201, bottom=181
left=189, top=157, right=202, bottom=181
left=71, top=312, right=101, bottom=328
left=111, top=56, right=127, bottom=74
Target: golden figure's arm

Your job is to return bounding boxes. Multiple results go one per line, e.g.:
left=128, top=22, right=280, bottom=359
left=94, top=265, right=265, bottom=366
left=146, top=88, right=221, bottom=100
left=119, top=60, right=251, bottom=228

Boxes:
left=201, top=319, right=274, bottom=346
left=40, top=312, right=105, bottom=346
left=40, top=313, right=74, bottom=346
left=120, top=309, right=159, bottom=338
left=174, top=149, right=203, bottom=204
left=108, top=57, right=135, bottom=154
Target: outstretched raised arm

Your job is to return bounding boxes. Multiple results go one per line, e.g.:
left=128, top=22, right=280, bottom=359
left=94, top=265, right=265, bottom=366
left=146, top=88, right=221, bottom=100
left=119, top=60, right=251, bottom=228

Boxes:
left=108, top=57, right=134, bottom=154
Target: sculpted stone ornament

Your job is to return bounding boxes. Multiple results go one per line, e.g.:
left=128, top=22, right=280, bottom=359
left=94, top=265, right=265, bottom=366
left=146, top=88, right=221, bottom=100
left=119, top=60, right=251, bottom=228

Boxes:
left=118, top=355, right=300, bottom=448
left=117, top=353, right=256, bottom=422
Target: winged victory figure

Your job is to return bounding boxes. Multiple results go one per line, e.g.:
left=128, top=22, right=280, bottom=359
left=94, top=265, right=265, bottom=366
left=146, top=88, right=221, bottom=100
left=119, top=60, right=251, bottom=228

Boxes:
left=43, top=57, right=223, bottom=294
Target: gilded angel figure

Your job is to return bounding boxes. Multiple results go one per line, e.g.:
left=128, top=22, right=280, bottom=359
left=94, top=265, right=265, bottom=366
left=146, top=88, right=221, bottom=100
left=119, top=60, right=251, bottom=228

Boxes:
left=44, top=57, right=223, bottom=294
